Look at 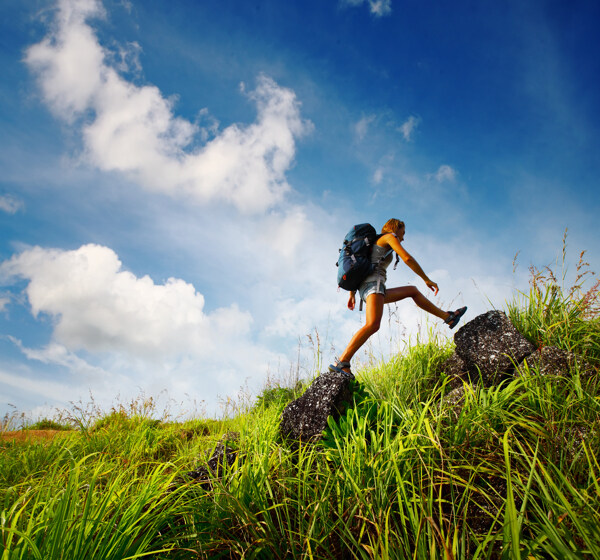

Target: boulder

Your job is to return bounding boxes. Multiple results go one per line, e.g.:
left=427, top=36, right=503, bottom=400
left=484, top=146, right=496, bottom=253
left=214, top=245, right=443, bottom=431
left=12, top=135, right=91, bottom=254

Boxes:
left=280, top=372, right=354, bottom=441
left=454, top=310, right=536, bottom=385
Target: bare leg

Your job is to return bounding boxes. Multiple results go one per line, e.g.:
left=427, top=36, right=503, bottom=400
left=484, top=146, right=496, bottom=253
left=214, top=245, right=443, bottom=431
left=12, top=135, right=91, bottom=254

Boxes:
left=336, top=286, right=451, bottom=373
left=338, top=293, right=385, bottom=366
left=384, top=285, right=450, bottom=321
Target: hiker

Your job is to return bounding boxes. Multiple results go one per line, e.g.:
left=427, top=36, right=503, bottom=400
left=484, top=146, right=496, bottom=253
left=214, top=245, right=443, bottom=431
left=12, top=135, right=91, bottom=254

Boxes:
left=330, top=218, right=467, bottom=376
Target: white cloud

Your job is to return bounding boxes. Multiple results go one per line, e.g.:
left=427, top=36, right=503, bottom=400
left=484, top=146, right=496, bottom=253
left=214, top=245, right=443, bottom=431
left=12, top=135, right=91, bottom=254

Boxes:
left=26, top=0, right=106, bottom=119
left=431, top=164, right=457, bottom=183
left=399, top=115, right=420, bottom=141
left=25, top=0, right=311, bottom=213
left=0, top=242, right=293, bottom=415
left=0, top=194, right=24, bottom=214
left=7, top=336, right=108, bottom=377
left=196, top=108, right=220, bottom=143
left=110, top=40, right=142, bottom=75
left=0, top=244, right=251, bottom=359
left=343, top=0, right=392, bottom=17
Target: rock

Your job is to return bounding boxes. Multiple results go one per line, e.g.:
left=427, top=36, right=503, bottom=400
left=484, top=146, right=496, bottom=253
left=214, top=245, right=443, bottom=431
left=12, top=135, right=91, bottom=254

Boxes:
left=443, top=384, right=468, bottom=419
left=440, top=352, right=469, bottom=391
left=187, top=431, right=240, bottom=487
left=454, top=311, right=536, bottom=386
left=518, top=345, right=596, bottom=380
left=280, top=372, right=354, bottom=441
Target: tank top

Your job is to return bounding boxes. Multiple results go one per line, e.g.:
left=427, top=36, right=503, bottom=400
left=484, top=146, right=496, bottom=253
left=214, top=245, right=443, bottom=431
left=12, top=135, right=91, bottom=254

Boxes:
left=362, top=244, right=393, bottom=285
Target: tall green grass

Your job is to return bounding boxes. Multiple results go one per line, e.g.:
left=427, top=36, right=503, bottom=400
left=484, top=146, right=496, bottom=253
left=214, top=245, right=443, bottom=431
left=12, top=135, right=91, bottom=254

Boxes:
left=2, top=249, right=599, bottom=559
left=507, top=238, right=599, bottom=364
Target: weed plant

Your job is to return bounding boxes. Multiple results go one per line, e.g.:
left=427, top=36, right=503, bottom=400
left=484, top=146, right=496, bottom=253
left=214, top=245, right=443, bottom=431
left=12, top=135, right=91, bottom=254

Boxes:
left=1, top=249, right=599, bottom=558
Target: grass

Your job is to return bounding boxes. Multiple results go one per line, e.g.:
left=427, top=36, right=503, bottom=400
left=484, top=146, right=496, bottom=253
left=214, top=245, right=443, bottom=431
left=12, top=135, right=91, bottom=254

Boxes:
left=1, top=248, right=599, bottom=559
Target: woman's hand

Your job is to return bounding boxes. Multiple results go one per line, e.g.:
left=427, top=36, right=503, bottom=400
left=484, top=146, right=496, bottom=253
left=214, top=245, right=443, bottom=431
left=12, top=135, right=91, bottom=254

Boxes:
left=425, top=280, right=439, bottom=296
left=348, top=291, right=356, bottom=311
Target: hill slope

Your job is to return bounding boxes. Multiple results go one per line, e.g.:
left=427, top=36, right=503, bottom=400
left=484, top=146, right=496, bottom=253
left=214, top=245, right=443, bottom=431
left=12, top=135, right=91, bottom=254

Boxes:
left=1, top=261, right=599, bottom=559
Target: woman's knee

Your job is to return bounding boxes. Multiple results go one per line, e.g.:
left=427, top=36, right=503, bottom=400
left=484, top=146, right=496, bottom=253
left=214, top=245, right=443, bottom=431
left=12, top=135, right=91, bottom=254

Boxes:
left=406, top=286, right=426, bottom=302
left=364, top=320, right=381, bottom=335
left=407, top=286, right=421, bottom=298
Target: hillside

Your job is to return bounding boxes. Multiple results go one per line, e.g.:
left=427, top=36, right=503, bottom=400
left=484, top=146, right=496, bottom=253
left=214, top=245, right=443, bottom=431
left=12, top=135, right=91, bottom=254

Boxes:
left=1, top=260, right=599, bottom=559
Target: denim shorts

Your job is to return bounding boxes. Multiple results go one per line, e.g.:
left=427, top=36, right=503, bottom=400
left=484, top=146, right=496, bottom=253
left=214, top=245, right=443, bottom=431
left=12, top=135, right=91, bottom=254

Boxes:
left=359, top=279, right=386, bottom=302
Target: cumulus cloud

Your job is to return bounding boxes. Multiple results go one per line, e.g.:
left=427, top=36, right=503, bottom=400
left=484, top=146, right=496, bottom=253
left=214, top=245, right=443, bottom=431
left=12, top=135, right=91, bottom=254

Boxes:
left=343, top=0, right=392, bottom=17
left=0, top=244, right=252, bottom=359
left=25, top=0, right=311, bottom=213
left=0, top=194, right=24, bottom=214
left=399, top=115, right=420, bottom=141
left=0, top=242, right=292, bottom=414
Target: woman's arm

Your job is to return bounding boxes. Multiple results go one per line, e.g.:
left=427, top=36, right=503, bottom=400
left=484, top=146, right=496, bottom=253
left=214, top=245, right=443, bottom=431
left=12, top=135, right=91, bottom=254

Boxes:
left=384, top=234, right=439, bottom=295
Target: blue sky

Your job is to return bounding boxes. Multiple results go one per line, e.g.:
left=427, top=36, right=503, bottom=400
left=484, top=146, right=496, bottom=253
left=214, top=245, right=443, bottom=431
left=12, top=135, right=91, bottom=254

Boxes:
left=1, top=0, right=598, bottom=419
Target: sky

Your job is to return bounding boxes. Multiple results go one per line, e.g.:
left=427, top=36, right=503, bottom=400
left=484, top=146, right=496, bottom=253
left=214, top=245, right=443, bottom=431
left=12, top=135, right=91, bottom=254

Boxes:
left=1, top=0, right=599, bottom=420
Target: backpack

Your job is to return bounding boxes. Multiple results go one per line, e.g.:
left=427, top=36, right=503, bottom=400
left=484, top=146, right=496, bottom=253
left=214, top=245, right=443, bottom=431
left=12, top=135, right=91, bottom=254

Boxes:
left=336, top=223, right=381, bottom=291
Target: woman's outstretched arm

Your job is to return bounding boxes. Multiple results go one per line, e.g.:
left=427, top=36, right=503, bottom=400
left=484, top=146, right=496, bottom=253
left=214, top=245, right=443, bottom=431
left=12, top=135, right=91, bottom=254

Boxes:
left=384, top=234, right=439, bottom=295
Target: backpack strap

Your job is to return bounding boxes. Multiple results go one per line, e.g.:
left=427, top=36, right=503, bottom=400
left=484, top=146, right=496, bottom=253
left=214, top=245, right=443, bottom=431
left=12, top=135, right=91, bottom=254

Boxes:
left=374, top=249, right=399, bottom=271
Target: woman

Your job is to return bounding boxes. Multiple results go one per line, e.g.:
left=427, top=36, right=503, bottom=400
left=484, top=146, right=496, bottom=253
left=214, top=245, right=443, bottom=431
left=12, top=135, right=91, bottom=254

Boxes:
left=329, top=218, right=467, bottom=377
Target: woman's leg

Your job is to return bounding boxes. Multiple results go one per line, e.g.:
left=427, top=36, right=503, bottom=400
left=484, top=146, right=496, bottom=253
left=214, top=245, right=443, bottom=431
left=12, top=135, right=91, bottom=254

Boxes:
left=338, top=292, right=385, bottom=366
left=384, top=285, right=450, bottom=321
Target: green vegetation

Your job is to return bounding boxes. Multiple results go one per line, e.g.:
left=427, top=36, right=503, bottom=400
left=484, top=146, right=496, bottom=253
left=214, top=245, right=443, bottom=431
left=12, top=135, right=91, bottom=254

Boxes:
left=1, top=252, right=599, bottom=559
left=253, top=383, right=306, bottom=412
left=22, top=419, right=73, bottom=432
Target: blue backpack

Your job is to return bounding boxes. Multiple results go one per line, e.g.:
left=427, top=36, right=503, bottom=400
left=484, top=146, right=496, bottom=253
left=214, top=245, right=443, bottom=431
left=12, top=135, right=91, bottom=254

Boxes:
left=336, top=223, right=381, bottom=291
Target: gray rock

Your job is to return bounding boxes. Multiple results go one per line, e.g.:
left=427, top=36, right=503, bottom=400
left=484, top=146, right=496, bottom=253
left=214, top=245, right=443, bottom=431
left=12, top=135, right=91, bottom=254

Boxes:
left=443, top=384, right=468, bottom=419
left=280, top=372, right=354, bottom=441
left=440, top=352, right=469, bottom=391
left=454, top=310, right=536, bottom=385
left=518, top=345, right=595, bottom=379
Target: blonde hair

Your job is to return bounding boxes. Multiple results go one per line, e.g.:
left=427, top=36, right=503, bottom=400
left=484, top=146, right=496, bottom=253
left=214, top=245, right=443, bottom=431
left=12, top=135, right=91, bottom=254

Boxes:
left=381, top=218, right=405, bottom=234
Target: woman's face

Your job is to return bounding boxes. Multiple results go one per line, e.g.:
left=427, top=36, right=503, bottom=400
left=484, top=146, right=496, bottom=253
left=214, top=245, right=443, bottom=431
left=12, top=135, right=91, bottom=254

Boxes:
left=396, top=225, right=405, bottom=241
